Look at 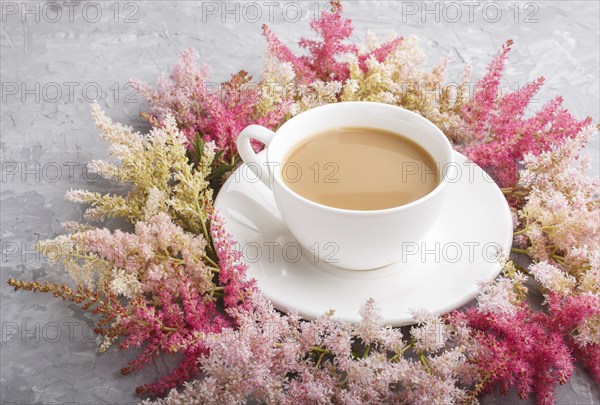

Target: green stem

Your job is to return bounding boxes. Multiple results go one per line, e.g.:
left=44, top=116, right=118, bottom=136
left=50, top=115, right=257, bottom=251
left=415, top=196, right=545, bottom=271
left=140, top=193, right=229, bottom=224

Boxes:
left=362, top=345, right=371, bottom=359
left=156, top=254, right=183, bottom=263
left=199, top=214, right=212, bottom=251
left=501, top=187, right=528, bottom=196
left=513, top=262, right=531, bottom=276
left=310, top=346, right=332, bottom=355
left=389, top=343, right=413, bottom=362
left=195, top=200, right=217, bottom=261
left=316, top=351, right=326, bottom=368
left=204, top=255, right=220, bottom=269
left=157, top=253, right=220, bottom=273
left=511, top=247, right=529, bottom=255
left=408, top=335, right=430, bottom=373
left=418, top=351, right=430, bottom=372
left=513, top=228, right=528, bottom=236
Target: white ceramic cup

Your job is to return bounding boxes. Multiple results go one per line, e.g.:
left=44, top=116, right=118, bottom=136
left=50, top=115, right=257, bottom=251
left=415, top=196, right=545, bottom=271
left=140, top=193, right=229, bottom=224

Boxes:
left=237, top=101, right=456, bottom=270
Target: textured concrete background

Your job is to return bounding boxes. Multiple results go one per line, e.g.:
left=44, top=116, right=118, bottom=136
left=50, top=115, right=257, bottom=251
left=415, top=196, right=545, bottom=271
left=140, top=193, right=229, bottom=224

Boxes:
left=1, top=1, right=599, bottom=404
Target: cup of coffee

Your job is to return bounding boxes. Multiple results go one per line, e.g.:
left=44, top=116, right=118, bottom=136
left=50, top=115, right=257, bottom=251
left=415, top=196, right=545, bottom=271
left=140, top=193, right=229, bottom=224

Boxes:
left=237, top=101, right=456, bottom=270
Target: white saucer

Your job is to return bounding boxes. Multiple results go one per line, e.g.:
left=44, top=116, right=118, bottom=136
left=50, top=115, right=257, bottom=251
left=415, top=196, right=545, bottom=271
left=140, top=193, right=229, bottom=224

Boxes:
left=214, top=151, right=513, bottom=326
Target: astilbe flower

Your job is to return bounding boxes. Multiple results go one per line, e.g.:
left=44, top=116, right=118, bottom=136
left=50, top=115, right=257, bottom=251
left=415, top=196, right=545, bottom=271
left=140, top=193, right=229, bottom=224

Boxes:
left=453, top=305, right=575, bottom=405
left=18, top=209, right=235, bottom=396
left=260, top=0, right=402, bottom=116
left=462, top=40, right=592, bottom=187
left=448, top=266, right=569, bottom=405
left=37, top=212, right=212, bottom=296
left=13, top=211, right=259, bottom=396
left=119, top=213, right=257, bottom=397
left=9, top=106, right=262, bottom=397
left=340, top=35, right=473, bottom=144
left=67, top=104, right=215, bottom=237
left=132, top=49, right=289, bottom=159
left=498, top=124, right=600, bottom=394
left=529, top=261, right=577, bottom=297
left=151, top=296, right=491, bottom=404
left=513, top=126, right=599, bottom=268
left=8, top=256, right=221, bottom=398
left=448, top=255, right=600, bottom=405
left=210, top=213, right=257, bottom=314
left=545, top=292, right=600, bottom=384
left=523, top=257, right=600, bottom=391
left=262, top=0, right=402, bottom=85
left=260, top=1, right=474, bottom=143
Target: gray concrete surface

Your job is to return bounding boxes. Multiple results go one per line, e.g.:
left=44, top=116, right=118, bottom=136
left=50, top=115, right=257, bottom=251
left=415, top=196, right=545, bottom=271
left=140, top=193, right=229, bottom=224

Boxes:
left=1, top=1, right=599, bottom=404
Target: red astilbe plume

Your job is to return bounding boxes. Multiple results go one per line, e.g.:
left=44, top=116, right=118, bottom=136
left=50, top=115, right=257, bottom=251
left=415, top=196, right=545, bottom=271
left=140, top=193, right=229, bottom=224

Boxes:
left=211, top=213, right=257, bottom=315
left=451, top=303, right=575, bottom=405
left=461, top=40, right=591, bottom=187
left=262, top=0, right=402, bottom=84
left=545, top=292, right=600, bottom=384
left=122, top=279, right=231, bottom=397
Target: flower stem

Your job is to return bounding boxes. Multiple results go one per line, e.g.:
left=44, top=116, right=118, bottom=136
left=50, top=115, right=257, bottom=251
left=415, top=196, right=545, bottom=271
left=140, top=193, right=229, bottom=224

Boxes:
left=310, top=346, right=332, bottom=355
left=204, top=255, right=220, bottom=269
left=316, top=351, right=326, bottom=368
left=418, top=351, right=430, bottom=373
left=513, top=228, right=528, bottom=236
left=390, top=343, right=413, bottom=362
left=511, top=247, right=529, bottom=255
left=513, top=262, right=531, bottom=276
left=408, top=335, right=430, bottom=373
left=501, top=187, right=527, bottom=196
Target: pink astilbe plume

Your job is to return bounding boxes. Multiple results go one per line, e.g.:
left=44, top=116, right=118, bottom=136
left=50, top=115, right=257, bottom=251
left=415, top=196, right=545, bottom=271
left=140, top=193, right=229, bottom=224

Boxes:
left=462, top=40, right=591, bottom=187
left=132, top=49, right=288, bottom=158
left=133, top=214, right=257, bottom=395
left=263, top=0, right=402, bottom=84
left=461, top=40, right=513, bottom=135
left=510, top=126, right=600, bottom=259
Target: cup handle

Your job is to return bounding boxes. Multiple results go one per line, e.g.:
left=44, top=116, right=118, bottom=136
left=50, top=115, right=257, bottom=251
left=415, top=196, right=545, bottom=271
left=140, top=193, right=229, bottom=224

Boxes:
left=237, top=125, right=275, bottom=189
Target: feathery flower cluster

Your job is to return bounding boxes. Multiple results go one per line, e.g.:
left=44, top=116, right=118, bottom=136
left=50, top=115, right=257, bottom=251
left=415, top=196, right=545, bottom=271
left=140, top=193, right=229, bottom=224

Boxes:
left=68, top=103, right=215, bottom=237
left=10, top=106, right=254, bottom=396
left=261, top=0, right=402, bottom=85
left=260, top=1, right=470, bottom=138
left=151, top=295, right=484, bottom=405
left=7, top=1, right=598, bottom=404
left=261, top=4, right=591, bottom=189
left=461, top=40, right=592, bottom=187
left=506, top=126, right=600, bottom=398
left=131, top=50, right=289, bottom=162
